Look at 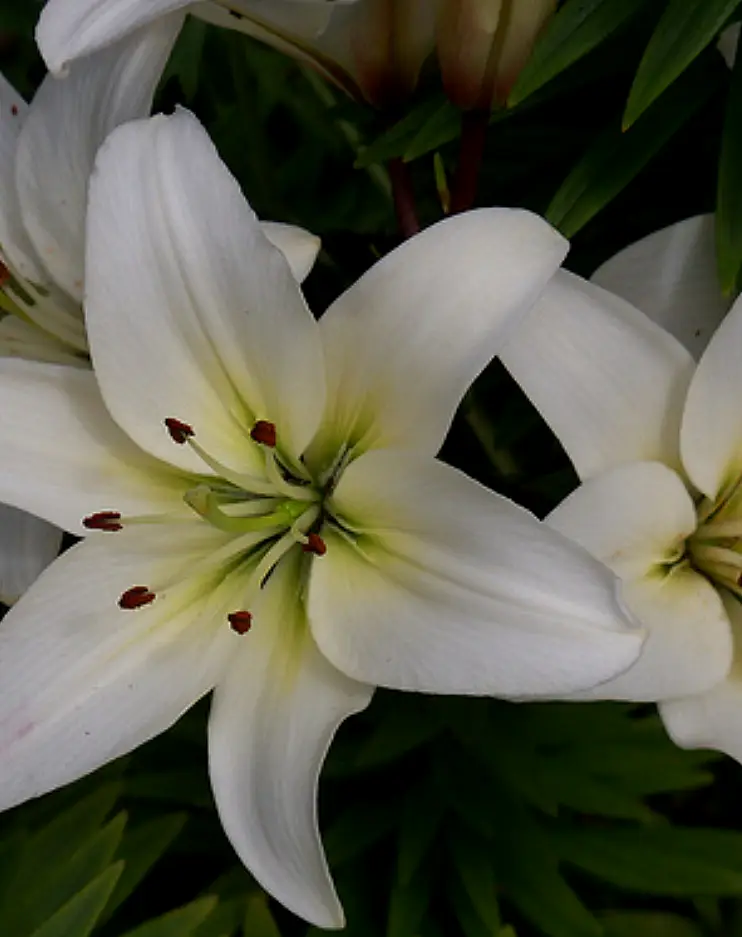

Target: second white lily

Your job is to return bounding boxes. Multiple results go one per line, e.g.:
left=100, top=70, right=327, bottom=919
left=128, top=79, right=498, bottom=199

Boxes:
left=0, top=109, right=643, bottom=927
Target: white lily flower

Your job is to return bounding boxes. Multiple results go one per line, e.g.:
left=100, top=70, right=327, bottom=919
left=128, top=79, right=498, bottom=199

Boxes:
left=37, top=0, right=437, bottom=108
left=498, top=234, right=742, bottom=759
left=0, top=14, right=319, bottom=603
left=0, top=109, right=642, bottom=926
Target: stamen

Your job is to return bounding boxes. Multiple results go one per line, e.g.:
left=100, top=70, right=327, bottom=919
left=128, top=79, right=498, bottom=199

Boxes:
left=302, top=532, right=327, bottom=556
left=228, top=610, right=253, bottom=634
left=83, top=511, right=122, bottom=532
left=164, top=417, right=195, bottom=444
left=118, top=585, right=156, bottom=609
left=184, top=484, right=289, bottom=534
left=251, top=420, right=277, bottom=448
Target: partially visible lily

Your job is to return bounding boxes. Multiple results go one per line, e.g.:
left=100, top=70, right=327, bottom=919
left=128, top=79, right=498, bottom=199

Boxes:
left=0, top=109, right=643, bottom=927
left=0, top=13, right=319, bottom=601
left=436, top=0, right=556, bottom=110
left=498, top=221, right=742, bottom=762
left=37, top=0, right=438, bottom=109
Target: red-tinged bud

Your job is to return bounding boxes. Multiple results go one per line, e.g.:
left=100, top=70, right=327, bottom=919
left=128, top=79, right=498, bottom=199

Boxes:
left=228, top=610, right=253, bottom=635
left=250, top=420, right=277, bottom=448
left=83, top=511, right=122, bottom=532
left=302, top=532, right=327, bottom=556
left=118, top=585, right=156, bottom=610
left=165, top=418, right=194, bottom=444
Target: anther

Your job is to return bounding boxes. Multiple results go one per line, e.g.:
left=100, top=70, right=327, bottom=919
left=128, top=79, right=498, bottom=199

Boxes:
left=83, top=511, right=122, bottom=532
left=250, top=420, right=277, bottom=448
left=118, top=585, right=156, bottom=610
left=0, top=263, right=10, bottom=287
left=228, top=610, right=253, bottom=635
left=165, top=418, right=194, bottom=444
left=302, top=532, right=327, bottom=556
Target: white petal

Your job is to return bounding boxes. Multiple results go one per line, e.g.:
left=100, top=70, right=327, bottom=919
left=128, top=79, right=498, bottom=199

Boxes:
left=85, top=109, right=326, bottom=474
left=310, top=208, right=568, bottom=466
left=680, top=293, right=742, bottom=499
left=260, top=221, right=320, bottom=283
left=16, top=16, right=184, bottom=303
left=0, top=506, right=62, bottom=604
left=547, top=461, right=697, bottom=581
left=209, top=554, right=372, bottom=928
left=0, top=357, right=189, bottom=533
left=591, top=216, right=729, bottom=359
left=661, top=591, right=742, bottom=761
left=36, top=0, right=192, bottom=74
left=0, top=522, right=240, bottom=811
left=500, top=269, right=695, bottom=480
left=548, top=463, right=732, bottom=699
left=0, top=73, right=47, bottom=285
left=309, top=450, right=644, bottom=698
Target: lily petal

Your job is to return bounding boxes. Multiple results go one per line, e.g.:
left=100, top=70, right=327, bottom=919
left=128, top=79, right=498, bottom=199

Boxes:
left=209, top=553, right=372, bottom=929
left=0, top=357, right=189, bottom=533
left=591, top=216, right=729, bottom=359
left=548, top=462, right=733, bottom=699
left=0, top=506, right=63, bottom=604
left=309, top=449, right=644, bottom=697
left=500, top=269, right=695, bottom=480
left=311, top=208, right=568, bottom=466
left=661, top=591, right=742, bottom=761
left=0, top=73, right=47, bottom=285
left=16, top=16, right=184, bottom=304
left=260, top=221, right=321, bottom=283
left=681, top=293, right=742, bottom=500
left=85, top=109, right=326, bottom=473
left=0, top=523, right=240, bottom=812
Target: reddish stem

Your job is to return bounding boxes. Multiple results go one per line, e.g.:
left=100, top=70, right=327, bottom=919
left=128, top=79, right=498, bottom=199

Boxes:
left=388, top=157, right=420, bottom=238
left=450, top=109, right=489, bottom=214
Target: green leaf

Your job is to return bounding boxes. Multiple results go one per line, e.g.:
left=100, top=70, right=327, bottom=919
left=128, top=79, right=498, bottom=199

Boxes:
left=448, top=829, right=500, bottom=933
left=601, top=912, right=704, bottom=937
left=119, top=897, right=219, bottom=937
left=387, top=865, right=433, bottom=937
left=324, top=799, right=398, bottom=866
left=717, top=15, right=742, bottom=294
left=355, top=96, right=451, bottom=168
left=27, top=863, right=123, bottom=937
left=242, top=894, right=282, bottom=937
left=624, top=0, right=741, bottom=127
left=396, top=782, right=445, bottom=886
left=101, top=813, right=188, bottom=922
left=509, top=0, right=649, bottom=106
left=555, top=827, right=742, bottom=895
left=162, top=17, right=207, bottom=101
left=546, top=52, right=725, bottom=237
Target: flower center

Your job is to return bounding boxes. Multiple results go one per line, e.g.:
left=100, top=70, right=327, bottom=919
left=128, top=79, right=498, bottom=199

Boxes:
left=688, top=476, right=742, bottom=597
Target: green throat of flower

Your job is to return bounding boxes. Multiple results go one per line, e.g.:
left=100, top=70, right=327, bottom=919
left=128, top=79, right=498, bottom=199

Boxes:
left=83, top=416, right=339, bottom=635
left=688, top=479, right=742, bottom=598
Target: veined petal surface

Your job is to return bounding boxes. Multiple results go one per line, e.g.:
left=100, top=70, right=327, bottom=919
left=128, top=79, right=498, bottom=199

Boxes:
left=85, top=110, right=326, bottom=473
left=16, top=16, right=184, bottom=303
left=309, top=450, right=644, bottom=697
left=500, top=270, right=695, bottom=480
left=591, top=216, right=729, bottom=359
left=209, top=554, right=372, bottom=930
left=681, top=294, right=742, bottom=500
left=0, top=523, right=242, bottom=812
left=0, top=358, right=190, bottom=533
left=662, top=591, right=742, bottom=760
left=312, top=209, right=567, bottom=466
left=0, top=506, right=63, bottom=604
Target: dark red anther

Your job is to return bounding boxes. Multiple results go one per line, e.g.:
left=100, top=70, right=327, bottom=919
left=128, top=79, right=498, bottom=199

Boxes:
left=302, top=533, right=327, bottom=556
left=10, top=105, right=18, bottom=116
left=0, top=262, right=10, bottom=287
left=83, top=511, right=122, bottom=532
left=164, top=418, right=194, bottom=444
left=118, top=585, right=156, bottom=610
left=228, top=610, right=253, bottom=635
left=250, top=420, right=277, bottom=448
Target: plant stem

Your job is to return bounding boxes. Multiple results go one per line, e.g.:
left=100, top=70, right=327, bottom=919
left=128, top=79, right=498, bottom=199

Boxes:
left=388, top=157, right=420, bottom=238
left=450, top=109, right=489, bottom=214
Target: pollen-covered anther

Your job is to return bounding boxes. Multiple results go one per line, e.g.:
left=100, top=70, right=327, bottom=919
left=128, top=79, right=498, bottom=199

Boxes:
left=164, top=417, right=195, bottom=444
left=83, top=511, right=122, bottom=532
left=228, top=610, right=253, bottom=635
left=302, top=532, right=327, bottom=556
left=250, top=420, right=277, bottom=448
left=118, top=585, right=156, bottom=610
